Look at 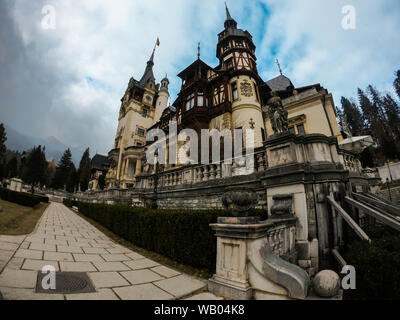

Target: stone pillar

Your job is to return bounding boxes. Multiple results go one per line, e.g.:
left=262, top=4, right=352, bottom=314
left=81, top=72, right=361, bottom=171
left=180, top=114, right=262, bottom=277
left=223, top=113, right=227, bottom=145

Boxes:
left=208, top=216, right=309, bottom=300
left=135, top=159, right=141, bottom=176
left=208, top=217, right=258, bottom=300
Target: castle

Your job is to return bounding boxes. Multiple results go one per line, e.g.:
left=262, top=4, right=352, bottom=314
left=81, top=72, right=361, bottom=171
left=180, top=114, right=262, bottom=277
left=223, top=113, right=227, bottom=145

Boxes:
left=105, top=4, right=344, bottom=189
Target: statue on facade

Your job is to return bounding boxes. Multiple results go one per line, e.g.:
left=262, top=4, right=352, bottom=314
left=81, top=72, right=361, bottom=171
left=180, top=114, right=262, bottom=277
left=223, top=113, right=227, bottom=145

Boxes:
left=340, top=115, right=353, bottom=138
left=266, top=94, right=289, bottom=134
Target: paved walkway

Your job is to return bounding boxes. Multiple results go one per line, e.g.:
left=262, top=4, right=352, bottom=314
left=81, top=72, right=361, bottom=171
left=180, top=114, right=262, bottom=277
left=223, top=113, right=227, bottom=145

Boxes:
left=0, top=202, right=221, bottom=300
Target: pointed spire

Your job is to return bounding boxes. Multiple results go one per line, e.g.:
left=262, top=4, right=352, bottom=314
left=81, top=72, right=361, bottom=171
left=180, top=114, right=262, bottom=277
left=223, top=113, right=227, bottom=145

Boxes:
left=276, top=59, right=283, bottom=76
left=140, top=40, right=159, bottom=86
left=225, top=2, right=232, bottom=20
left=224, top=2, right=237, bottom=29
left=197, top=42, right=200, bottom=60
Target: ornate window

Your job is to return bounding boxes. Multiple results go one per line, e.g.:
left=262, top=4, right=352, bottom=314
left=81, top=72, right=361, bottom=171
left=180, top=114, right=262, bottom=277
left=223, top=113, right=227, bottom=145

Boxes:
left=197, top=90, right=204, bottom=107
left=141, top=109, right=148, bottom=118
left=235, top=41, right=243, bottom=47
left=186, top=93, right=195, bottom=110
left=231, top=82, right=238, bottom=100
left=297, top=124, right=305, bottom=135
left=137, top=128, right=145, bottom=136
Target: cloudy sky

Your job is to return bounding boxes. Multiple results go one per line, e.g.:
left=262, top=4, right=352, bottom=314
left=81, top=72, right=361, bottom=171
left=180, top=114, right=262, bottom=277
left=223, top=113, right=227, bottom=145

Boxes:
left=0, top=0, right=399, bottom=158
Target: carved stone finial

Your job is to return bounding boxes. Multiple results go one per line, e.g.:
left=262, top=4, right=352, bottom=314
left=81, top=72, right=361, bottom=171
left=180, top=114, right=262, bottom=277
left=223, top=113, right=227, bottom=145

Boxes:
left=340, top=115, right=352, bottom=138
left=222, top=186, right=258, bottom=217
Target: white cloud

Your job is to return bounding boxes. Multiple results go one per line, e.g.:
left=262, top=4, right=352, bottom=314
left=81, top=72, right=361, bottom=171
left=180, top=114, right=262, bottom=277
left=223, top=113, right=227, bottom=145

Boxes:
left=1, top=0, right=399, bottom=158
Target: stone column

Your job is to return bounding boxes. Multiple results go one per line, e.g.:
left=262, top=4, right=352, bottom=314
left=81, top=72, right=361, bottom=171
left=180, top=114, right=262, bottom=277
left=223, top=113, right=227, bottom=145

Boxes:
left=135, top=158, right=141, bottom=175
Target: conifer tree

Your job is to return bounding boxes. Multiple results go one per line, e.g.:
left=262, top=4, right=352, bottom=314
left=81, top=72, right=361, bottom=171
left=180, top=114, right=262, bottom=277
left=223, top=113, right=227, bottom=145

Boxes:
left=52, top=148, right=76, bottom=191
left=340, top=97, right=364, bottom=136
left=0, top=123, right=7, bottom=180
left=6, top=156, right=18, bottom=178
left=394, top=70, right=400, bottom=101
left=77, top=148, right=91, bottom=192
left=22, top=146, right=47, bottom=193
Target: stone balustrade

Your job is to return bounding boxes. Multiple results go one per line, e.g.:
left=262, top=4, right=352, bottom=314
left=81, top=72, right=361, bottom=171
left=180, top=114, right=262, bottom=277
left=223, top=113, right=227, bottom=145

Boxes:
left=136, top=148, right=267, bottom=190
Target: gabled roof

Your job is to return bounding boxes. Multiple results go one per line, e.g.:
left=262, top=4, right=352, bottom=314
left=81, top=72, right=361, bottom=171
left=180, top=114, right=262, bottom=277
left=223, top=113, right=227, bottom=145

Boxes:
left=177, top=59, right=213, bottom=79
left=91, top=154, right=110, bottom=171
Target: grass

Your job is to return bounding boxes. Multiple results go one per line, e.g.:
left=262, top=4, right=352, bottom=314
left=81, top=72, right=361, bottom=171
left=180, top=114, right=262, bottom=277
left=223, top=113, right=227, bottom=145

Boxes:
left=69, top=206, right=214, bottom=280
left=0, top=199, right=49, bottom=235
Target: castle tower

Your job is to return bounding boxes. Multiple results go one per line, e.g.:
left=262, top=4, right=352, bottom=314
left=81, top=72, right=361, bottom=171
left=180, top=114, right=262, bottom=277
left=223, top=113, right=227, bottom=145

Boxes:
left=106, top=44, right=165, bottom=188
left=154, top=75, right=170, bottom=124
left=217, top=3, right=265, bottom=148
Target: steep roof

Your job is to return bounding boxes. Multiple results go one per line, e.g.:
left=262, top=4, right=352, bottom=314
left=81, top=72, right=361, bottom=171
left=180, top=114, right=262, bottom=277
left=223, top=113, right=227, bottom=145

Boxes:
left=91, top=154, right=110, bottom=171
left=266, top=75, right=294, bottom=92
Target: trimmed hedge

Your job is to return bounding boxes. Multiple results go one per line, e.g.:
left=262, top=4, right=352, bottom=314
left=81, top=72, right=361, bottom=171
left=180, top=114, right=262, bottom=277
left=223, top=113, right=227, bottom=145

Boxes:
left=344, top=225, right=400, bottom=300
left=63, top=199, right=266, bottom=272
left=0, top=188, right=48, bottom=207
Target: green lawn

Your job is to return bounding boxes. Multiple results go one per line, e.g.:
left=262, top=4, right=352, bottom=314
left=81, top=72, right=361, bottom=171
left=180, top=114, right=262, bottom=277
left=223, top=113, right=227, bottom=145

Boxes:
left=0, top=199, right=49, bottom=235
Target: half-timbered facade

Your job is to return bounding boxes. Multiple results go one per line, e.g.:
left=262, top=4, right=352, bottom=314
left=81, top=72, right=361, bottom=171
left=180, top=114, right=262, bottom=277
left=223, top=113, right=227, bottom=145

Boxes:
left=106, top=4, right=343, bottom=189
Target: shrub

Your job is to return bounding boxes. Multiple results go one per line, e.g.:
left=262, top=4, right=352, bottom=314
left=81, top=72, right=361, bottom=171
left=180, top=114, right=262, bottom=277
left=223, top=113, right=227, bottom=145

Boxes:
left=344, top=225, right=400, bottom=300
left=0, top=187, right=43, bottom=207
left=64, top=200, right=266, bottom=272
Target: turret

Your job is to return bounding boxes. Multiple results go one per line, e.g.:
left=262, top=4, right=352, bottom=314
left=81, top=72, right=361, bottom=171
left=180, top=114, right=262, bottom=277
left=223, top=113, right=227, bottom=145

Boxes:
left=154, top=75, right=170, bottom=124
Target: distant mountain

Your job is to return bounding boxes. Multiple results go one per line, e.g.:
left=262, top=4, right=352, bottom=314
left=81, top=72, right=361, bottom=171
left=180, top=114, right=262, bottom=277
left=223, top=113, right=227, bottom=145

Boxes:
left=3, top=124, right=83, bottom=165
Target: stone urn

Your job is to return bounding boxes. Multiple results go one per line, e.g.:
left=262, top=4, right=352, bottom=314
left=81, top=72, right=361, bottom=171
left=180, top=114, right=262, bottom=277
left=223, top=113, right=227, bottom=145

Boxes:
left=222, top=186, right=258, bottom=217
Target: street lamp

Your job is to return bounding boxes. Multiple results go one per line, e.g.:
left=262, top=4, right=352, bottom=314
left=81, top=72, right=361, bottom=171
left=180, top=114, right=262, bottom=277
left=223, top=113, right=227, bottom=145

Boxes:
left=386, top=160, right=394, bottom=202
left=152, top=149, right=159, bottom=209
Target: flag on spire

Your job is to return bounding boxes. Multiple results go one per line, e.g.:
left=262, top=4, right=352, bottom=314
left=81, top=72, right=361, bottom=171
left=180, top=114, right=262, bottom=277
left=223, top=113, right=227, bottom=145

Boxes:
left=156, top=37, right=160, bottom=46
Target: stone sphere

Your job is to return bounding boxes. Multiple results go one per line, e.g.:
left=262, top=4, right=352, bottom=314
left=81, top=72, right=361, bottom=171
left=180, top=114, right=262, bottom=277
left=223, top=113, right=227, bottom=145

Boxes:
left=313, top=270, right=340, bottom=298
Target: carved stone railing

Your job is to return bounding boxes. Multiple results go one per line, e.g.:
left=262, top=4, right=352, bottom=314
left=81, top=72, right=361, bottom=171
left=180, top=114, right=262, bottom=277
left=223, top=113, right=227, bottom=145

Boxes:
left=136, top=147, right=267, bottom=190
left=209, top=216, right=309, bottom=300
left=70, top=188, right=133, bottom=204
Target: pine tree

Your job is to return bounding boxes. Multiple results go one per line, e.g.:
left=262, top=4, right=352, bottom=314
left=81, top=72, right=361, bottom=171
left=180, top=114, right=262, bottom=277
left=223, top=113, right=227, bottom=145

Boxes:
left=340, top=97, right=364, bottom=136
left=394, top=70, right=400, bottom=101
left=22, top=146, right=47, bottom=193
left=0, top=123, right=7, bottom=180
left=6, top=156, right=18, bottom=178
left=66, top=163, right=78, bottom=193
left=52, top=148, right=75, bottom=191
left=382, top=93, right=400, bottom=159
left=77, top=148, right=91, bottom=192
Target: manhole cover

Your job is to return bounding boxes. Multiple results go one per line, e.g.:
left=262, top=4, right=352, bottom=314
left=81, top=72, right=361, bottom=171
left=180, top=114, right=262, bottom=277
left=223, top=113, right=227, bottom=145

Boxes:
left=36, top=272, right=96, bottom=294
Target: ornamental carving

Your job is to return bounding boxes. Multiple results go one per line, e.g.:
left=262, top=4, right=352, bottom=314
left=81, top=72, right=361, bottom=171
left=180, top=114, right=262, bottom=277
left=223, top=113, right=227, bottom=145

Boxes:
left=240, top=80, right=253, bottom=97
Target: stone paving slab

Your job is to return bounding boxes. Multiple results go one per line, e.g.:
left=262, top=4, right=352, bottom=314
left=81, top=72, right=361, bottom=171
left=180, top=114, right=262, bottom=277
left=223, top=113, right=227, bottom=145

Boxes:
left=59, top=261, right=97, bottom=272
left=0, top=242, right=19, bottom=251
left=14, top=249, right=43, bottom=260
left=120, top=269, right=164, bottom=285
left=65, top=288, right=119, bottom=300
left=0, top=202, right=215, bottom=300
left=151, top=266, right=181, bottom=278
left=124, top=258, right=160, bottom=270
left=0, top=287, right=64, bottom=300
left=154, top=275, right=206, bottom=298
left=88, top=272, right=130, bottom=288
left=0, top=269, right=37, bottom=288
left=114, top=283, right=174, bottom=300
left=22, top=259, right=59, bottom=272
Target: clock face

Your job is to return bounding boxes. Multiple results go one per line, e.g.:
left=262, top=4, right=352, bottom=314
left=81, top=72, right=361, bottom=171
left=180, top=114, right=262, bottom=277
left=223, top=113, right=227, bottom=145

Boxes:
left=145, top=95, right=152, bottom=102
